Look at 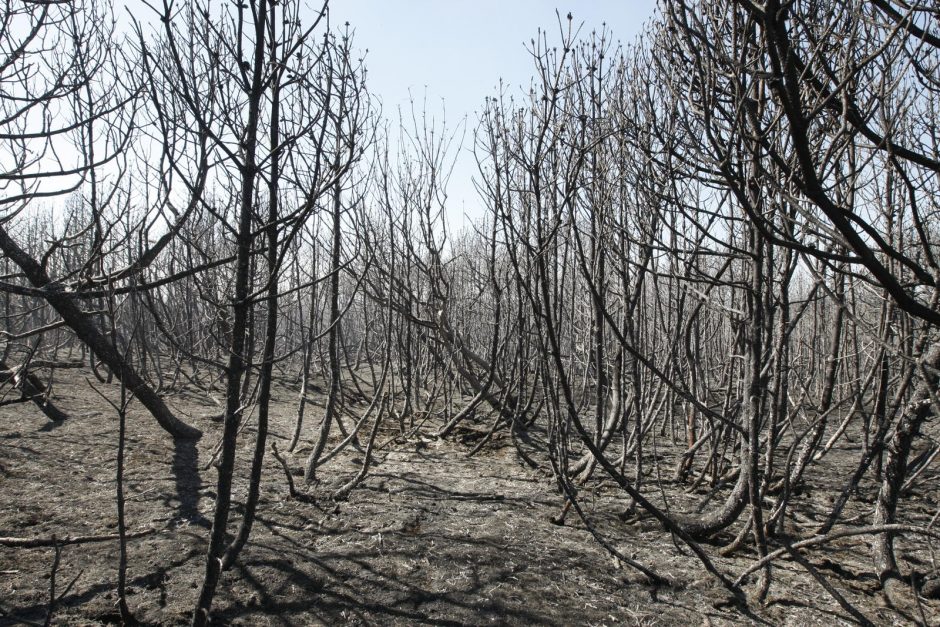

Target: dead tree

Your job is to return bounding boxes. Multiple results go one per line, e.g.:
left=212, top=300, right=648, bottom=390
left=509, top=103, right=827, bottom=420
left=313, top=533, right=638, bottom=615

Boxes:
left=0, top=0, right=201, bottom=439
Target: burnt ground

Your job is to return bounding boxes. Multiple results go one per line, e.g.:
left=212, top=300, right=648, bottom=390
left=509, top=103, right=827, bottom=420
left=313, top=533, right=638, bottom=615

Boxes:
left=1, top=368, right=939, bottom=625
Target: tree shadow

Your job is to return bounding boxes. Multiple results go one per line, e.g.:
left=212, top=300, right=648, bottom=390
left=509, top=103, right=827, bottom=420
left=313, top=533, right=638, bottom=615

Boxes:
left=171, top=437, right=210, bottom=528
left=5, top=544, right=203, bottom=625
left=37, top=419, right=66, bottom=434
left=220, top=538, right=554, bottom=627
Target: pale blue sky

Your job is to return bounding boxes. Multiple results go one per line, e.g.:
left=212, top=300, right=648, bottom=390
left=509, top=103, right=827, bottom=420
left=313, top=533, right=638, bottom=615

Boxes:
left=122, top=1, right=659, bottom=225
left=328, top=1, right=659, bottom=225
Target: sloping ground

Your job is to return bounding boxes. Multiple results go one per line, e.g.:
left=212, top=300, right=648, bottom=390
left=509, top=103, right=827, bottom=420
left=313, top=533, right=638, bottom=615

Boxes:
left=1, top=369, right=938, bottom=625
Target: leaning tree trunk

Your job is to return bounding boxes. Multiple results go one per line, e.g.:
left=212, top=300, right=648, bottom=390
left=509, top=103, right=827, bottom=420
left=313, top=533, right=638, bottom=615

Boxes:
left=0, top=359, right=69, bottom=422
left=0, top=226, right=200, bottom=440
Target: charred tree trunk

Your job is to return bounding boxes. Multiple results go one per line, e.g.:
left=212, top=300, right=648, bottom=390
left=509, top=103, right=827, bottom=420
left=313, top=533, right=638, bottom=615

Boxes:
left=0, top=227, right=200, bottom=440
left=873, top=341, right=940, bottom=587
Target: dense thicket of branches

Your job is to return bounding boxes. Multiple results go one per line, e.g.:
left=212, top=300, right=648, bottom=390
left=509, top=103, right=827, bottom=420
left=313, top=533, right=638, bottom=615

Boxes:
left=2, top=0, right=939, bottom=622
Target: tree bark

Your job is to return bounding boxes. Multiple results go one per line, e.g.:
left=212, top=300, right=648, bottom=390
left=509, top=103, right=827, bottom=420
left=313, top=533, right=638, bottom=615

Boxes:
left=872, top=341, right=940, bottom=586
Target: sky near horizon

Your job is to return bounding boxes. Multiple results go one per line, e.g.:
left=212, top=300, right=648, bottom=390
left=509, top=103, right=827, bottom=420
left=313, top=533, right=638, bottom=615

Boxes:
left=327, top=1, right=659, bottom=227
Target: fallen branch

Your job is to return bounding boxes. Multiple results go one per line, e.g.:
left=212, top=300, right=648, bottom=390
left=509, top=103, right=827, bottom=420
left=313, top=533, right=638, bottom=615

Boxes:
left=23, top=360, right=86, bottom=370
left=0, top=527, right=156, bottom=548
